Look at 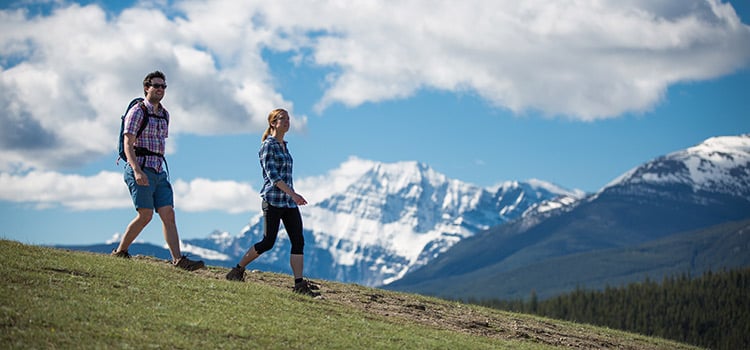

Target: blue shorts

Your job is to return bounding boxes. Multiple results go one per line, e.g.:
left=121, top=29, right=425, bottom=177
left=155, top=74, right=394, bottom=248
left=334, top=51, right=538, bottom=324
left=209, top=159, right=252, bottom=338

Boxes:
left=124, top=166, right=174, bottom=210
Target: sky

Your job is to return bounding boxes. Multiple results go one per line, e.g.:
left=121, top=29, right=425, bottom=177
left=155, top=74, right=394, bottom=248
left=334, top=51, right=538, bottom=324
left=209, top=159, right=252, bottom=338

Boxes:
left=1, top=0, right=749, bottom=247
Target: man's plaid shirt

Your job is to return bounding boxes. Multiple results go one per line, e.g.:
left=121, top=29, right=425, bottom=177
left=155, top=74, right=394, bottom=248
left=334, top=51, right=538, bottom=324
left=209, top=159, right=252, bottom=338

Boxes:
left=123, top=100, right=169, bottom=172
left=259, top=136, right=297, bottom=208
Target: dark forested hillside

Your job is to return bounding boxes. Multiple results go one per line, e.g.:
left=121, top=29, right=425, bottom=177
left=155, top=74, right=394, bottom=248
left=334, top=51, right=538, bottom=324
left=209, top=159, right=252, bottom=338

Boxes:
left=474, top=268, right=750, bottom=350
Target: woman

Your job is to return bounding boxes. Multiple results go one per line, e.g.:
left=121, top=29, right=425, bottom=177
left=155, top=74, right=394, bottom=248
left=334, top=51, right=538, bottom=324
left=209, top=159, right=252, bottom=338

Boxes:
left=226, top=109, right=319, bottom=297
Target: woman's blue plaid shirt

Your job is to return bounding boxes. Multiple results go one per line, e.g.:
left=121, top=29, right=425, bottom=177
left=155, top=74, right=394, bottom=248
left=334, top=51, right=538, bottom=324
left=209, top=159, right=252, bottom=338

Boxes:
left=259, top=136, right=297, bottom=208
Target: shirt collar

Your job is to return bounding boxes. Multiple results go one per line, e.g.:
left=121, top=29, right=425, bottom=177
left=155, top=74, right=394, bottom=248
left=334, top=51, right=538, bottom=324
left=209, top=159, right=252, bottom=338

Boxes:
left=267, top=136, right=288, bottom=145
left=143, top=99, right=164, bottom=114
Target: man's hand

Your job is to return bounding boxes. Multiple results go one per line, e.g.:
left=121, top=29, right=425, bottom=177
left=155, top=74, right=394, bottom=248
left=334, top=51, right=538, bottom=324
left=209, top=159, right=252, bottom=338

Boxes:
left=123, top=133, right=149, bottom=186
left=134, top=168, right=149, bottom=186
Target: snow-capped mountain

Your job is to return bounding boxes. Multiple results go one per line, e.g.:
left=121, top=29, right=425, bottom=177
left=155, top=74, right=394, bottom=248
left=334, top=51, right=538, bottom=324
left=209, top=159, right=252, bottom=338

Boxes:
left=598, top=134, right=750, bottom=200
left=387, top=134, right=750, bottom=300
left=184, top=157, right=581, bottom=286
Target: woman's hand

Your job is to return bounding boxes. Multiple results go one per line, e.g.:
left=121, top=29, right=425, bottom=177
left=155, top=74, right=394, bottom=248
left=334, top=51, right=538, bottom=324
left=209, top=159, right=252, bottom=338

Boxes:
left=292, top=192, right=308, bottom=206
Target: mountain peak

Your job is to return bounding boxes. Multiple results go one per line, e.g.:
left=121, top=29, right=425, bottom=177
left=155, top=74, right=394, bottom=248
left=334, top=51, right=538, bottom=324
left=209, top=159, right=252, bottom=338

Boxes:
left=491, top=179, right=585, bottom=199
left=689, top=134, right=750, bottom=154
left=600, top=134, right=750, bottom=199
left=363, top=160, right=452, bottom=195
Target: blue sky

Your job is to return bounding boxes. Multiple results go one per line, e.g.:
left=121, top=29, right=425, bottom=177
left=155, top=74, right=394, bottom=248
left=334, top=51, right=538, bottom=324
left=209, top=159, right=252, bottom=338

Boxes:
left=1, top=0, right=749, bottom=246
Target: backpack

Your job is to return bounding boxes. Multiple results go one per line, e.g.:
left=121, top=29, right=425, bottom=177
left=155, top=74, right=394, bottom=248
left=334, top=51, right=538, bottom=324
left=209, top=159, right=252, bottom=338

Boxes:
left=117, top=97, right=169, bottom=164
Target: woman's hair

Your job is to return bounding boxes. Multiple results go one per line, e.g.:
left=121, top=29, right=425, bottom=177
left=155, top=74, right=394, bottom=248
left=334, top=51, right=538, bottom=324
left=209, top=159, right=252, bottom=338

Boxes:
left=261, top=108, right=288, bottom=141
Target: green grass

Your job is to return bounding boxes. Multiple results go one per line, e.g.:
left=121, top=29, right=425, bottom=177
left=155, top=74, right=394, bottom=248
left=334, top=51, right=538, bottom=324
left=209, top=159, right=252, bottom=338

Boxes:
left=0, top=240, right=697, bottom=349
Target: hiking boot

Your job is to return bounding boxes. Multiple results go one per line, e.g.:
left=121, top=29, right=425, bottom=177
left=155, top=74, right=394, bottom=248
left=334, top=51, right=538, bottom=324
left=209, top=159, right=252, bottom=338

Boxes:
left=293, top=280, right=321, bottom=297
left=225, top=265, right=246, bottom=281
left=111, top=249, right=131, bottom=259
left=302, top=279, right=321, bottom=290
left=174, top=255, right=205, bottom=271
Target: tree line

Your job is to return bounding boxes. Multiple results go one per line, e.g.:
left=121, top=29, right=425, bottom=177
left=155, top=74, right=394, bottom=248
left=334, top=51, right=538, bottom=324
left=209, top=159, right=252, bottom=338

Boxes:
left=470, top=268, right=749, bottom=350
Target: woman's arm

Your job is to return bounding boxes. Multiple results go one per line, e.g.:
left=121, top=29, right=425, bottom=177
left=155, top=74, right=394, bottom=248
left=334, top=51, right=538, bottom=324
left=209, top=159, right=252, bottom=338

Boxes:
left=274, top=180, right=307, bottom=205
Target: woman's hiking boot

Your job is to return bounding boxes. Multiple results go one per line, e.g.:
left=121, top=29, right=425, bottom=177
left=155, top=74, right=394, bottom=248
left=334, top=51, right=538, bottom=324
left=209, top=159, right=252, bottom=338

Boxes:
left=225, top=265, right=246, bottom=281
left=293, top=279, right=321, bottom=297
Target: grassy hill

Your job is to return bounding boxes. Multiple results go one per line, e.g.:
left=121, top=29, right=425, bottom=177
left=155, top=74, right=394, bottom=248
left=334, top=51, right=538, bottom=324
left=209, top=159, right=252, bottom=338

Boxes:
left=0, top=240, right=697, bottom=349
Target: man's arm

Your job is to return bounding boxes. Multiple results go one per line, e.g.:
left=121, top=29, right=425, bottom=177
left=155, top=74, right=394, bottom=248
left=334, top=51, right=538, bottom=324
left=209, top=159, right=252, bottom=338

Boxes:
left=124, top=133, right=149, bottom=186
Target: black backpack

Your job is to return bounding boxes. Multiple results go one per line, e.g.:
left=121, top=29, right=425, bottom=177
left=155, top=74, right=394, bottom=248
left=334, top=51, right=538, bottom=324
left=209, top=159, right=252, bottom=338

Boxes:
left=117, top=97, right=169, bottom=164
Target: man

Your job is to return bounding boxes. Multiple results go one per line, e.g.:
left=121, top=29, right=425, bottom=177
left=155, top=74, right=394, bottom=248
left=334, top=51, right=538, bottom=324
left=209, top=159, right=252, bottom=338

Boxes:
left=111, top=70, right=204, bottom=271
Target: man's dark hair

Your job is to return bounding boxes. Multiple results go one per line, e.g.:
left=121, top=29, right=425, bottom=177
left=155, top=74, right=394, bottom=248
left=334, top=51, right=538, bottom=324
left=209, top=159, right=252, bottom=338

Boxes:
left=143, top=70, right=166, bottom=96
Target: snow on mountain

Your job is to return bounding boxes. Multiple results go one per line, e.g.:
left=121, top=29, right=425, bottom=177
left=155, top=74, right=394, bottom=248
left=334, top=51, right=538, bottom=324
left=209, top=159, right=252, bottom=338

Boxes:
left=523, top=194, right=582, bottom=217
left=178, top=241, right=231, bottom=261
left=190, top=157, right=582, bottom=286
left=307, top=161, right=485, bottom=276
left=205, top=230, right=235, bottom=249
left=599, top=134, right=750, bottom=199
left=492, top=179, right=584, bottom=217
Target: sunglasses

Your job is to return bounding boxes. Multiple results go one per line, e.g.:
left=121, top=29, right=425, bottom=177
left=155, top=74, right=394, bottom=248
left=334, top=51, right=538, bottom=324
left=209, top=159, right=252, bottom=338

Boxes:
left=149, top=83, right=167, bottom=89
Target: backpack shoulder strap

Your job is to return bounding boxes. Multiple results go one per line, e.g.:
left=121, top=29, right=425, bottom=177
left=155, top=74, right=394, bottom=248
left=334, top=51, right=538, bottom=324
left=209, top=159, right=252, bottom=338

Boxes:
left=133, top=101, right=171, bottom=138
left=134, top=102, right=151, bottom=138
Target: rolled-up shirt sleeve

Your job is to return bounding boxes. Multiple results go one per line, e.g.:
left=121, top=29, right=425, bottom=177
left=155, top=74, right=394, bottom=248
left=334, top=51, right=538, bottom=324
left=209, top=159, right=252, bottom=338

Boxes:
left=260, top=142, right=281, bottom=185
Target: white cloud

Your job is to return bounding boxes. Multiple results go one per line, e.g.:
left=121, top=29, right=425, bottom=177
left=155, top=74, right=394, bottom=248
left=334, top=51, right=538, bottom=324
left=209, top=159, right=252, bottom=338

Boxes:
left=1, top=0, right=749, bottom=173
left=173, top=178, right=260, bottom=213
left=0, top=2, right=298, bottom=172
left=0, top=170, right=130, bottom=210
left=295, top=156, right=377, bottom=205
left=0, top=170, right=260, bottom=213
left=304, top=0, right=750, bottom=117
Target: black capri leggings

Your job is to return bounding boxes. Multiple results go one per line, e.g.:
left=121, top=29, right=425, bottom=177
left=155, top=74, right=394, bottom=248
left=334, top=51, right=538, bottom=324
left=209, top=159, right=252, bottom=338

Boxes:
left=254, top=201, right=305, bottom=255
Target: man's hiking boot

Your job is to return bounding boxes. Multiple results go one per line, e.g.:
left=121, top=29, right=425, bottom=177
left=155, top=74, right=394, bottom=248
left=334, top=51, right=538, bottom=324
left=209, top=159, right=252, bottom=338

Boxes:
left=111, top=249, right=131, bottom=259
left=293, top=279, right=321, bottom=297
left=174, top=255, right=205, bottom=271
left=226, top=265, right=246, bottom=281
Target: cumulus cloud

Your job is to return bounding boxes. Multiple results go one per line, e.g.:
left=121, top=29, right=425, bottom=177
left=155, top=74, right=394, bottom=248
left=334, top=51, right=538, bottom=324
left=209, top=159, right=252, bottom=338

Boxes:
left=173, top=178, right=260, bottom=213
left=0, top=170, right=130, bottom=210
left=0, top=0, right=749, bottom=173
left=0, top=2, right=299, bottom=172
left=295, top=156, right=377, bottom=204
left=0, top=170, right=260, bottom=213
left=305, top=0, right=750, bottom=117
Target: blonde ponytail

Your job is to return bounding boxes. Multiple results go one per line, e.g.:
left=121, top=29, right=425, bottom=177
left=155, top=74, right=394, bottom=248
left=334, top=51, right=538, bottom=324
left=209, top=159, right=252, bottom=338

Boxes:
left=261, top=127, right=272, bottom=142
